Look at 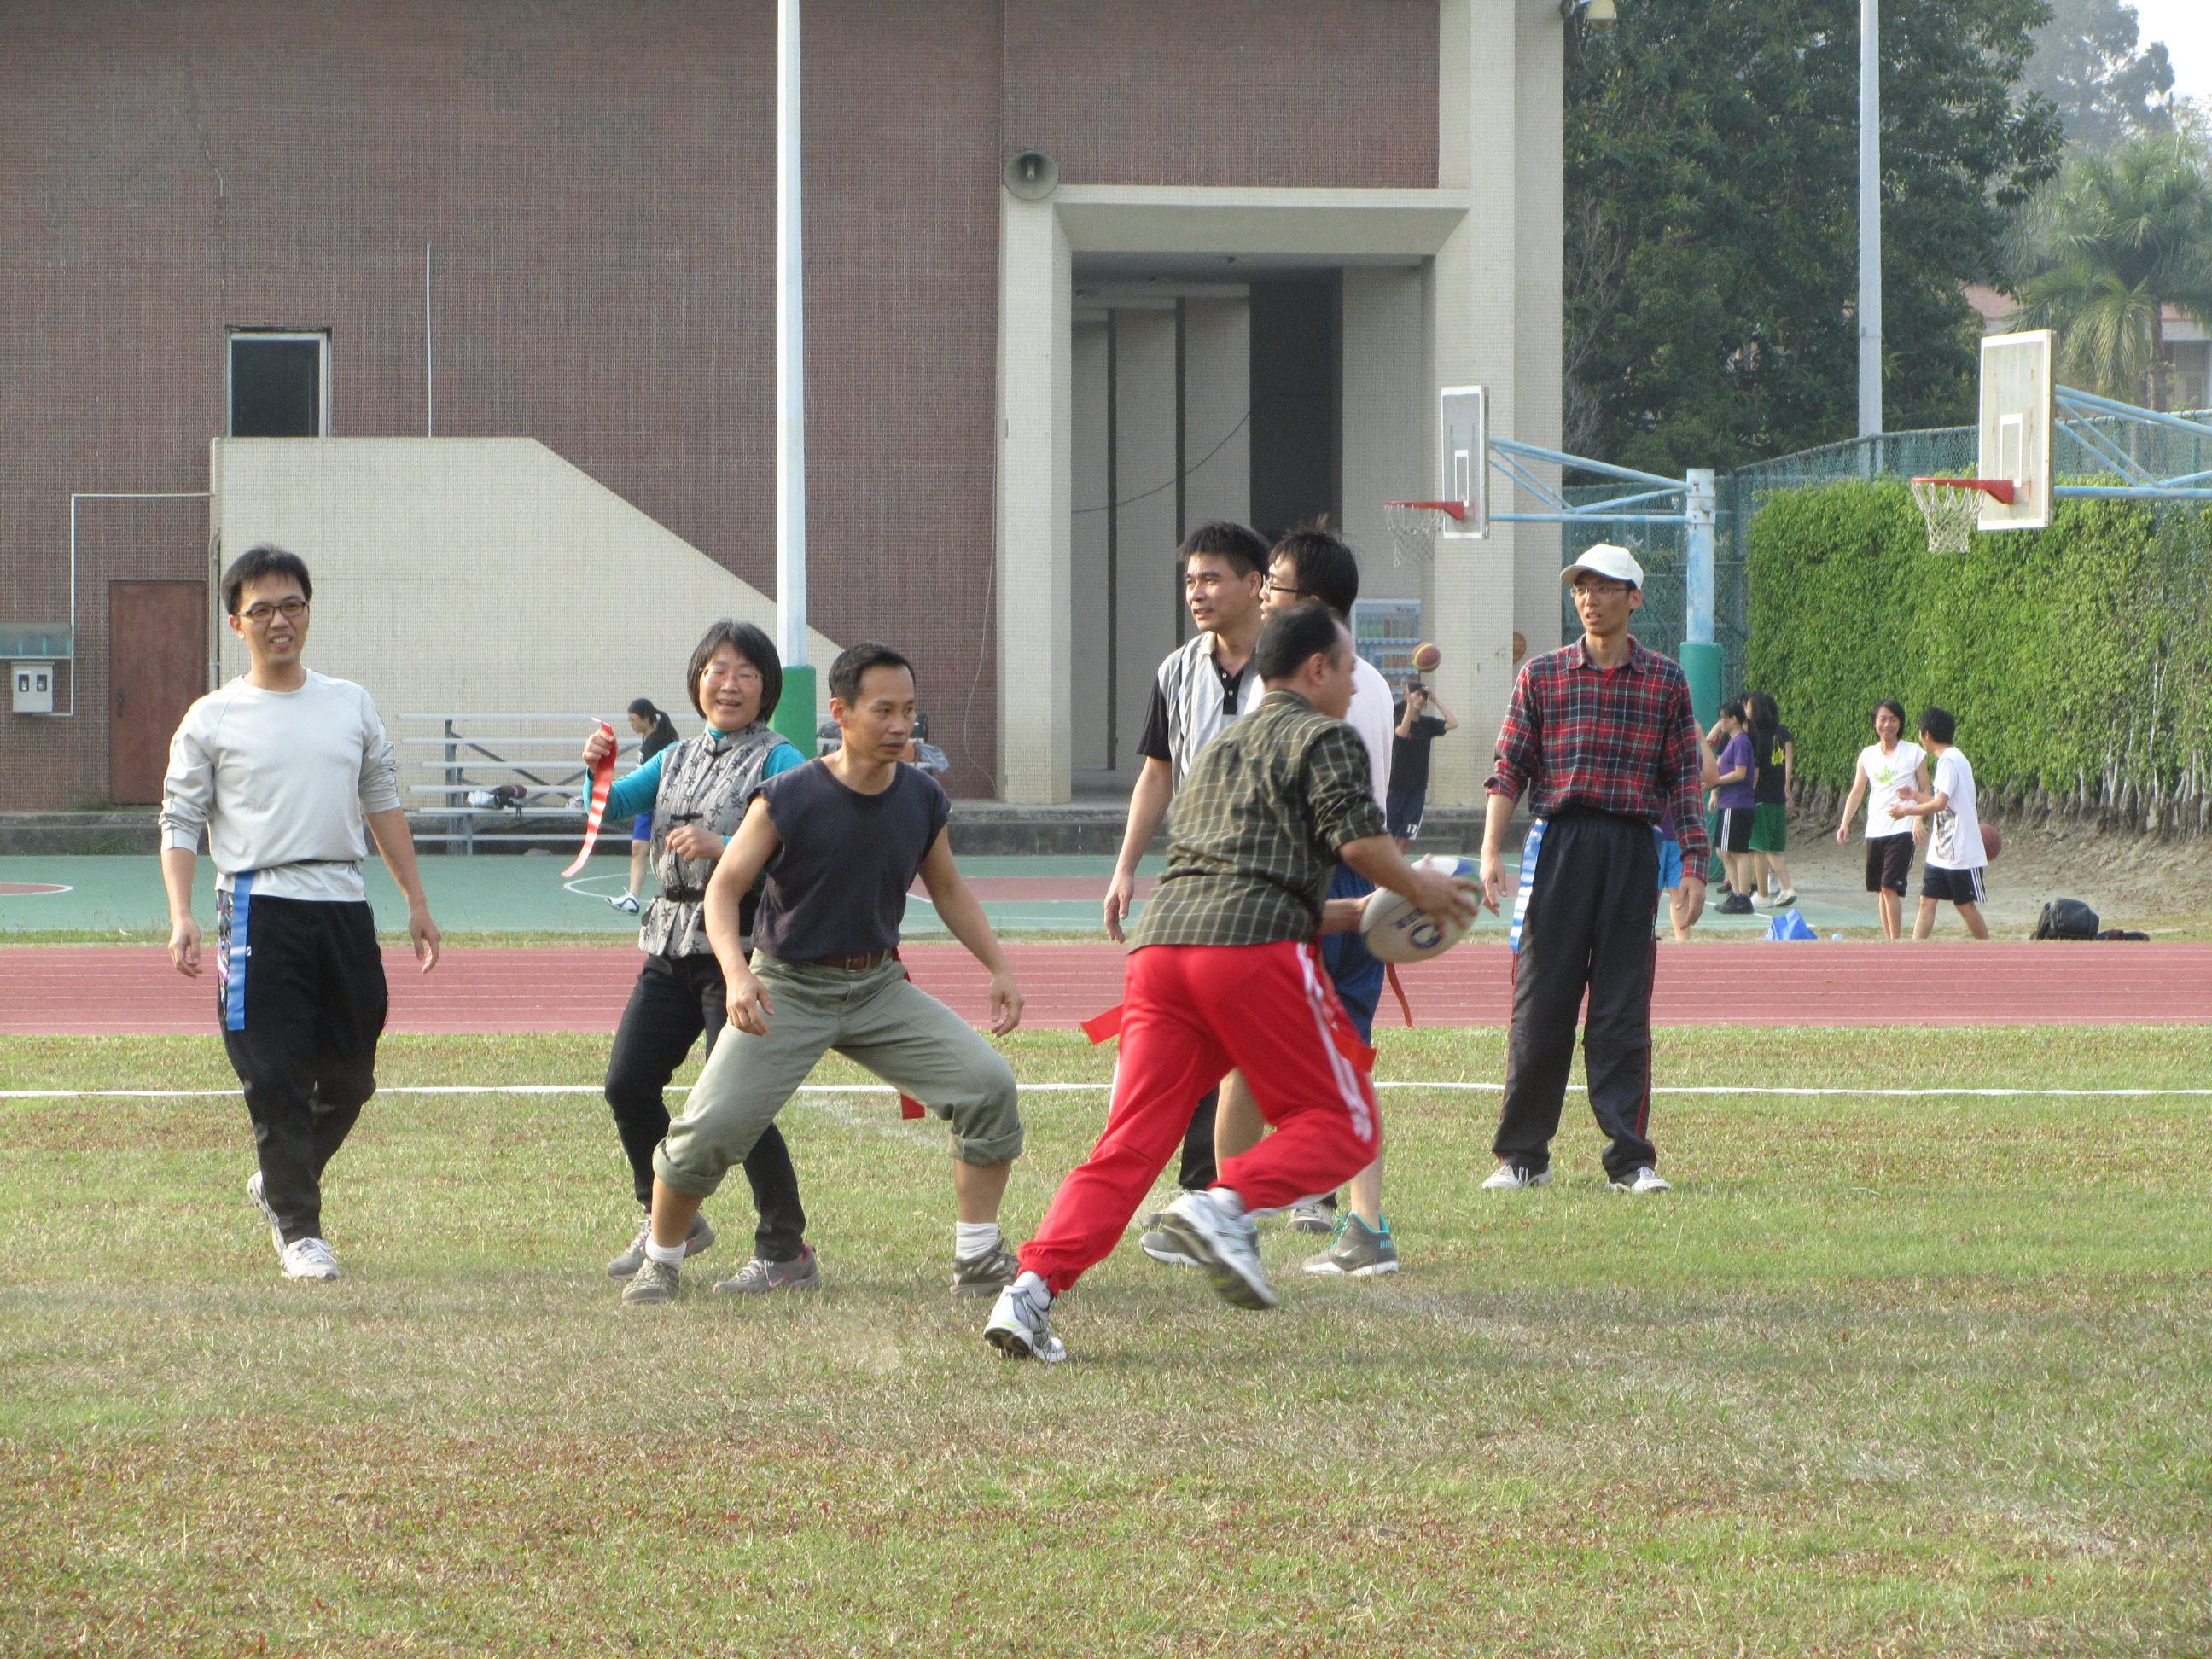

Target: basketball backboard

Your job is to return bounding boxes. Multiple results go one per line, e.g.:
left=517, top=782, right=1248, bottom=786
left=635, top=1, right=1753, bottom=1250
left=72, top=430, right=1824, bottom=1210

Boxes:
left=1978, top=331, right=2053, bottom=531
left=1439, top=384, right=1489, bottom=539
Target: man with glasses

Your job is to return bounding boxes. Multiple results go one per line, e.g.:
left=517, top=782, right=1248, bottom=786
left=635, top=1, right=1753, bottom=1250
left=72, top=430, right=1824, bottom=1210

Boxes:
left=1476, top=544, right=1706, bottom=1196
left=160, top=544, right=442, bottom=1280
left=1103, top=521, right=1272, bottom=1230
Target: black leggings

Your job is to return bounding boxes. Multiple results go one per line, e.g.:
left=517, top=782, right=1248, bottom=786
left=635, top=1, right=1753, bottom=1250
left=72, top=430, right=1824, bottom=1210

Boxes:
left=604, top=952, right=807, bottom=1261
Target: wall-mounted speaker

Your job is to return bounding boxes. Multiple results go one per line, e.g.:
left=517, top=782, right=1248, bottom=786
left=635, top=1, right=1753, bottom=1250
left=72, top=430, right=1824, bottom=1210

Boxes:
left=1002, top=150, right=1058, bottom=201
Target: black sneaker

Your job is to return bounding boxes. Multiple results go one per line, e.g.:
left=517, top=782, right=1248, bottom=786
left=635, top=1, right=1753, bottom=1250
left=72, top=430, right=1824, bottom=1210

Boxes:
left=1719, top=894, right=1755, bottom=915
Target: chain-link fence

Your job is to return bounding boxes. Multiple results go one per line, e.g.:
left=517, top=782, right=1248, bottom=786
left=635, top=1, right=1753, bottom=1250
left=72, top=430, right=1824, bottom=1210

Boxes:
left=1559, top=407, right=2212, bottom=701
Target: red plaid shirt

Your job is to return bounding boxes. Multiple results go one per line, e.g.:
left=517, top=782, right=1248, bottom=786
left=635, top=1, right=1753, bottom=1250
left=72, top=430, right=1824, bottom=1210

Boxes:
left=1486, top=636, right=1710, bottom=871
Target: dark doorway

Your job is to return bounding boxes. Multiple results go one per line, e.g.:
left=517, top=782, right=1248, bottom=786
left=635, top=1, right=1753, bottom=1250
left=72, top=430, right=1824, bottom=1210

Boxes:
left=1248, top=276, right=1341, bottom=542
left=109, top=582, right=207, bottom=804
left=230, top=334, right=325, bottom=436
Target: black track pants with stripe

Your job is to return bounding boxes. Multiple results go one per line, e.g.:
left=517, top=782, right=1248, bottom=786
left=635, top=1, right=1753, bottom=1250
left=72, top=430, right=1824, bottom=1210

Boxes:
left=1494, top=807, right=1661, bottom=1180
left=218, top=888, right=387, bottom=1243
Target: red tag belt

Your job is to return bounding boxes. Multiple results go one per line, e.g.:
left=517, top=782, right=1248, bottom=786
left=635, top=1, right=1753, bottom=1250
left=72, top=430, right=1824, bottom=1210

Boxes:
left=561, top=722, right=618, bottom=879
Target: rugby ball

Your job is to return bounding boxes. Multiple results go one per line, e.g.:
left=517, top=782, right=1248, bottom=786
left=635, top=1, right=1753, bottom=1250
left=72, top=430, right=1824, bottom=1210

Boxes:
left=1360, top=855, right=1477, bottom=964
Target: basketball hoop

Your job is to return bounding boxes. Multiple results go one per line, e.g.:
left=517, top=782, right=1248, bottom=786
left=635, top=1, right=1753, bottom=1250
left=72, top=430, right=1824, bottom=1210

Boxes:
left=1909, top=477, right=2015, bottom=556
left=1383, top=500, right=1467, bottom=568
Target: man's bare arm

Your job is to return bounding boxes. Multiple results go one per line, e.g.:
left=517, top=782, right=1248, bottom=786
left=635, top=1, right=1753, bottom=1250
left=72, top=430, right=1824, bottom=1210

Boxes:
left=162, top=847, right=202, bottom=976
left=703, top=799, right=783, bottom=976
left=365, top=807, right=441, bottom=972
left=1105, top=756, right=1173, bottom=943
left=918, top=830, right=1023, bottom=1035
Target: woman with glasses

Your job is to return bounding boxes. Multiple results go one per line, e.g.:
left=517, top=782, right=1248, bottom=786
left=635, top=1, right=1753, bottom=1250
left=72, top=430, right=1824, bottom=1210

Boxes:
left=583, top=620, right=818, bottom=1293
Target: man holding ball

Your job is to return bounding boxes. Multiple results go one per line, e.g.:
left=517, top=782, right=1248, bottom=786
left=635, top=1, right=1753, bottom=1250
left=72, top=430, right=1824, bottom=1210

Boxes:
left=984, top=604, right=1476, bottom=1361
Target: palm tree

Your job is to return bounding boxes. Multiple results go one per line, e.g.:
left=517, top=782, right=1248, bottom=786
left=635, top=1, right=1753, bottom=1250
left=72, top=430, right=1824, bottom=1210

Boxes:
left=2006, top=135, right=2212, bottom=410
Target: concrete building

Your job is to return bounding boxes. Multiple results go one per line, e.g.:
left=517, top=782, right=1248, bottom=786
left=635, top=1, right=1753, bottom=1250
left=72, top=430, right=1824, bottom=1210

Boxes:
left=1, top=1, right=1565, bottom=815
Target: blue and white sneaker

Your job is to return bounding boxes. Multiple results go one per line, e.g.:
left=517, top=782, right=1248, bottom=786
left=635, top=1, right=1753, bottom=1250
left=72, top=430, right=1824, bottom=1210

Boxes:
left=608, top=893, right=642, bottom=915
left=1158, top=1188, right=1278, bottom=1310
left=985, top=1272, right=1066, bottom=1362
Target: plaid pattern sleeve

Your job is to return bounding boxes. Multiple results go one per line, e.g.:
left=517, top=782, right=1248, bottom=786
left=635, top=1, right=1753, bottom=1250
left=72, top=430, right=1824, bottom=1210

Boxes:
left=1131, top=693, right=1390, bottom=950
left=1484, top=639, right=1710, bottom=873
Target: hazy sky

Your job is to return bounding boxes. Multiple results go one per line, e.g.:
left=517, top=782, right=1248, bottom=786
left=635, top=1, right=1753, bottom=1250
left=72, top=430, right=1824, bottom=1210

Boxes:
left=2128, top=0, right=2212, bottom=103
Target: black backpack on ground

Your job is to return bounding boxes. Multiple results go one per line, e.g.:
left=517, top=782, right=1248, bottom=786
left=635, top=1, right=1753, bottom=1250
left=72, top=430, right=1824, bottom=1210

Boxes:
left=2032, top=899, right=2099, bottom=940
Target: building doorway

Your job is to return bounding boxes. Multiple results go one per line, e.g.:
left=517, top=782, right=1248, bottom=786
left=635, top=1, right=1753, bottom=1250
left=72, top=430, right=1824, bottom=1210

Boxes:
left=108, top=581, right=207, bottom=804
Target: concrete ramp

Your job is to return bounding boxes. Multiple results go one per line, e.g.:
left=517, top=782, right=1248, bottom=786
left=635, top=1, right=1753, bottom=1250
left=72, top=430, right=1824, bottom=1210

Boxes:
left=209, top=438, right=835, bottom=736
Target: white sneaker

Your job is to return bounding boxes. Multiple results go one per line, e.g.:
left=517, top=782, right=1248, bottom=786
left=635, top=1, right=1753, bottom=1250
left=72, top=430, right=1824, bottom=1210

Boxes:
left=279, top=1236, right=342, bottom=1280
left=984, top=1275, right=1066, bottom=1362
left=1610, top=1165, right=1673, bottom=1195
left=245, top=1171, right=283, bottom=1258
left=1158, top=1189, right=1278, bottom=1311
left=1749, top=891, right=1777, bottom=908
left=608, top=893, right=641, bottom=914
left=1481, top=1163, right=1551, bottom=1190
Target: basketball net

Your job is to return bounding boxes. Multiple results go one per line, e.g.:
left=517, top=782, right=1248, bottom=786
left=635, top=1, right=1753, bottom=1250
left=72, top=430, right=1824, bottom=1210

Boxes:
left=1909, top=477, right=2014, bottom=556
left=1383, top=500, right=1467, bottom=568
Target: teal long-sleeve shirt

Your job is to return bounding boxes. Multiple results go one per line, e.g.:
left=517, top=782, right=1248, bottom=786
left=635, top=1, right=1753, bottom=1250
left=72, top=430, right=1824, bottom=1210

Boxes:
left=608, top=733, right=806, bottom=821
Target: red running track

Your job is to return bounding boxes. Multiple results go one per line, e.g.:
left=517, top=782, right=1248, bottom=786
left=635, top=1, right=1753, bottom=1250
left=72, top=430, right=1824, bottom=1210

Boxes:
left=2, top=940, right=2209, bottom=1036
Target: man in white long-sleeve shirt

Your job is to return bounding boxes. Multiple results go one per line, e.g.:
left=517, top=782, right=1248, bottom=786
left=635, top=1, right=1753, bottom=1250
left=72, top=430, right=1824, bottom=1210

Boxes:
left=160, top=545, right=441, bottom=1281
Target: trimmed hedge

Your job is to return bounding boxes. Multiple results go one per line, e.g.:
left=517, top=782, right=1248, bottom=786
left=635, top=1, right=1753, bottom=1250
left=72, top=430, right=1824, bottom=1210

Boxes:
left=1744, top=480, right=2212, bottom=830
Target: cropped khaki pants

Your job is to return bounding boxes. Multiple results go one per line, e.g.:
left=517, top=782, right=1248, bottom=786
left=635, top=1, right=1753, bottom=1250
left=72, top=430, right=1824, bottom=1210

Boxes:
left=653, top=952, right=1023, bottom=1198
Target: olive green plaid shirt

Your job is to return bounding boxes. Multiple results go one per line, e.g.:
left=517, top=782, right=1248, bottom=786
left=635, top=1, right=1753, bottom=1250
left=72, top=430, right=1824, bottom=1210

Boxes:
left=1132, top=690, right=1390, bottom=949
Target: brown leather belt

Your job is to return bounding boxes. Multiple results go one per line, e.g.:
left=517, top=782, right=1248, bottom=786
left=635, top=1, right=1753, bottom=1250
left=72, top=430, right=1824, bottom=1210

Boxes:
left=803, top=947, right=899, bottom=972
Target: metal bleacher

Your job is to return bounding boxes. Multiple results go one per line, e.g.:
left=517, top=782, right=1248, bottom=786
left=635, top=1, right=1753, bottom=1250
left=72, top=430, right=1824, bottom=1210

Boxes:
left=399, top=714, right=637, bottom=853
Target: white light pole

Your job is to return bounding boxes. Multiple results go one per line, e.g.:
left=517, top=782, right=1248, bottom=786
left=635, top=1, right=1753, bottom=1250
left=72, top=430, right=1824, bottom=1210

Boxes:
left=1857, top=0, right=1883, bottom=439
left=773, top=0, right=812, bottom=745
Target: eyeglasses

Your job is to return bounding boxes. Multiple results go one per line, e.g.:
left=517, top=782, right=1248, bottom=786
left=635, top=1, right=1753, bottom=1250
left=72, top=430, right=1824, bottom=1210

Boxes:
left=1572, top=580, right=1631, bottom=598
left=238, top=597, right=308, bottom=624
left=1265, top=581, right=1310, bottom=598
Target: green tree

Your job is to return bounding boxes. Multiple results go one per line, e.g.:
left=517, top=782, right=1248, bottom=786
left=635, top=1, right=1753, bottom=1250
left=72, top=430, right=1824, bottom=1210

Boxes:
left=2007, top=135, right=2212, bottom=408
left=1564, top=0, right=2061, bottom=474
left=2023, top=0, right=2177, bottom=153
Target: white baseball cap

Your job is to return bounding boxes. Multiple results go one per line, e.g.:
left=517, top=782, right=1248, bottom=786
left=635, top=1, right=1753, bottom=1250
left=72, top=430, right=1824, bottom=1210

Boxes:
left=1560, top=544, right=1644, bottom=589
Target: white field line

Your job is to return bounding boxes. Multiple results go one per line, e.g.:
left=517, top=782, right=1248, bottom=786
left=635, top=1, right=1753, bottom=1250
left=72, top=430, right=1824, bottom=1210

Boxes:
left=6, top=1082, right=2212, bottom=1101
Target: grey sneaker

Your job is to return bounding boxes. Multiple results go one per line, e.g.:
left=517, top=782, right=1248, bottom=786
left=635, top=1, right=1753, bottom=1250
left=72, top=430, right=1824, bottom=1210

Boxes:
left=622, top=1256, right=681, bottom=1305
left=1286, top=1197, right=1338, bottom=1235
left=1301, top=1214, right=1400, bottom=1278
left=1480, top=1163, right=1551, bottom=1190
left=984, top=1277, right=1066, bottom=1362
left=1139, top=1212, right=1200, bottom=1267
left=713, top=1243, right=821, bottom=1294
left=951, top=1238, right=1021, bottom=1297
left=246, top=1170, right=284, bottom=1259
left=278, top=1237, right=341, bottom=1281
left=607, top=1210, right=716, bottom=1279
left=1157, top=1189, right=1278, bottom=1311
left=1610, top=1165, right=1674, bottom=1194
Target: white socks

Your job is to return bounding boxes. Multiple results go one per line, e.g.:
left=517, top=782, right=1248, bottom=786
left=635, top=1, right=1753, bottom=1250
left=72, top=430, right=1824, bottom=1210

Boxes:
left=643, top=1238, right=686, bottom=1268
left=1013, top=1269, right=1051, bottom=1304
left=1210, top=1186, right=1247, bottom=1219
left=956, top=1220, right=1002, bottom=1258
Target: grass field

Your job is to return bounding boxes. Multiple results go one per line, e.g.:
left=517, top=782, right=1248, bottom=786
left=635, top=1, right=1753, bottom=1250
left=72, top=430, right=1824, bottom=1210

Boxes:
left=3, top=1027, right=2207, bottom=1656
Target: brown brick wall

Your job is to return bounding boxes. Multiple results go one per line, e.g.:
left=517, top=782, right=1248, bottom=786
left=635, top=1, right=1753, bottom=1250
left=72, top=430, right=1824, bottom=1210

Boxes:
left=0, top=0, right=1437, bottom=809
left=1004, top=0, right=1439, bottom=188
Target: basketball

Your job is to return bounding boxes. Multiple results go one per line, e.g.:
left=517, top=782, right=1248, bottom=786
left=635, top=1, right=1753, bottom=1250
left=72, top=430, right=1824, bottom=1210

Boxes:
left=1412, top=642, right=1442, bottom=672
left=1361, top=855, right=1477, bottom=963
left=1981, top=824, right=2002, bottom=861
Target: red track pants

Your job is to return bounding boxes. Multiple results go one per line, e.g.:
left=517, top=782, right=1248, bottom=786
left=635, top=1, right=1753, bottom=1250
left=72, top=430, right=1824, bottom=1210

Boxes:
left=1019, top=940, right=1381, bottom=1295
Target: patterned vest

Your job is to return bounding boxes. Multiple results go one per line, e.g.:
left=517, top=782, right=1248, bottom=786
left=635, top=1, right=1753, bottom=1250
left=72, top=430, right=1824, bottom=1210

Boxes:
left=637, top=723, right=785, bottom=959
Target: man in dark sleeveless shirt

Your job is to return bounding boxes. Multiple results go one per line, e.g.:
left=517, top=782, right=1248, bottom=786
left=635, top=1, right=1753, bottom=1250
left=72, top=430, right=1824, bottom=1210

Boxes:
left=622, top=643, right=1028, bottom=1305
